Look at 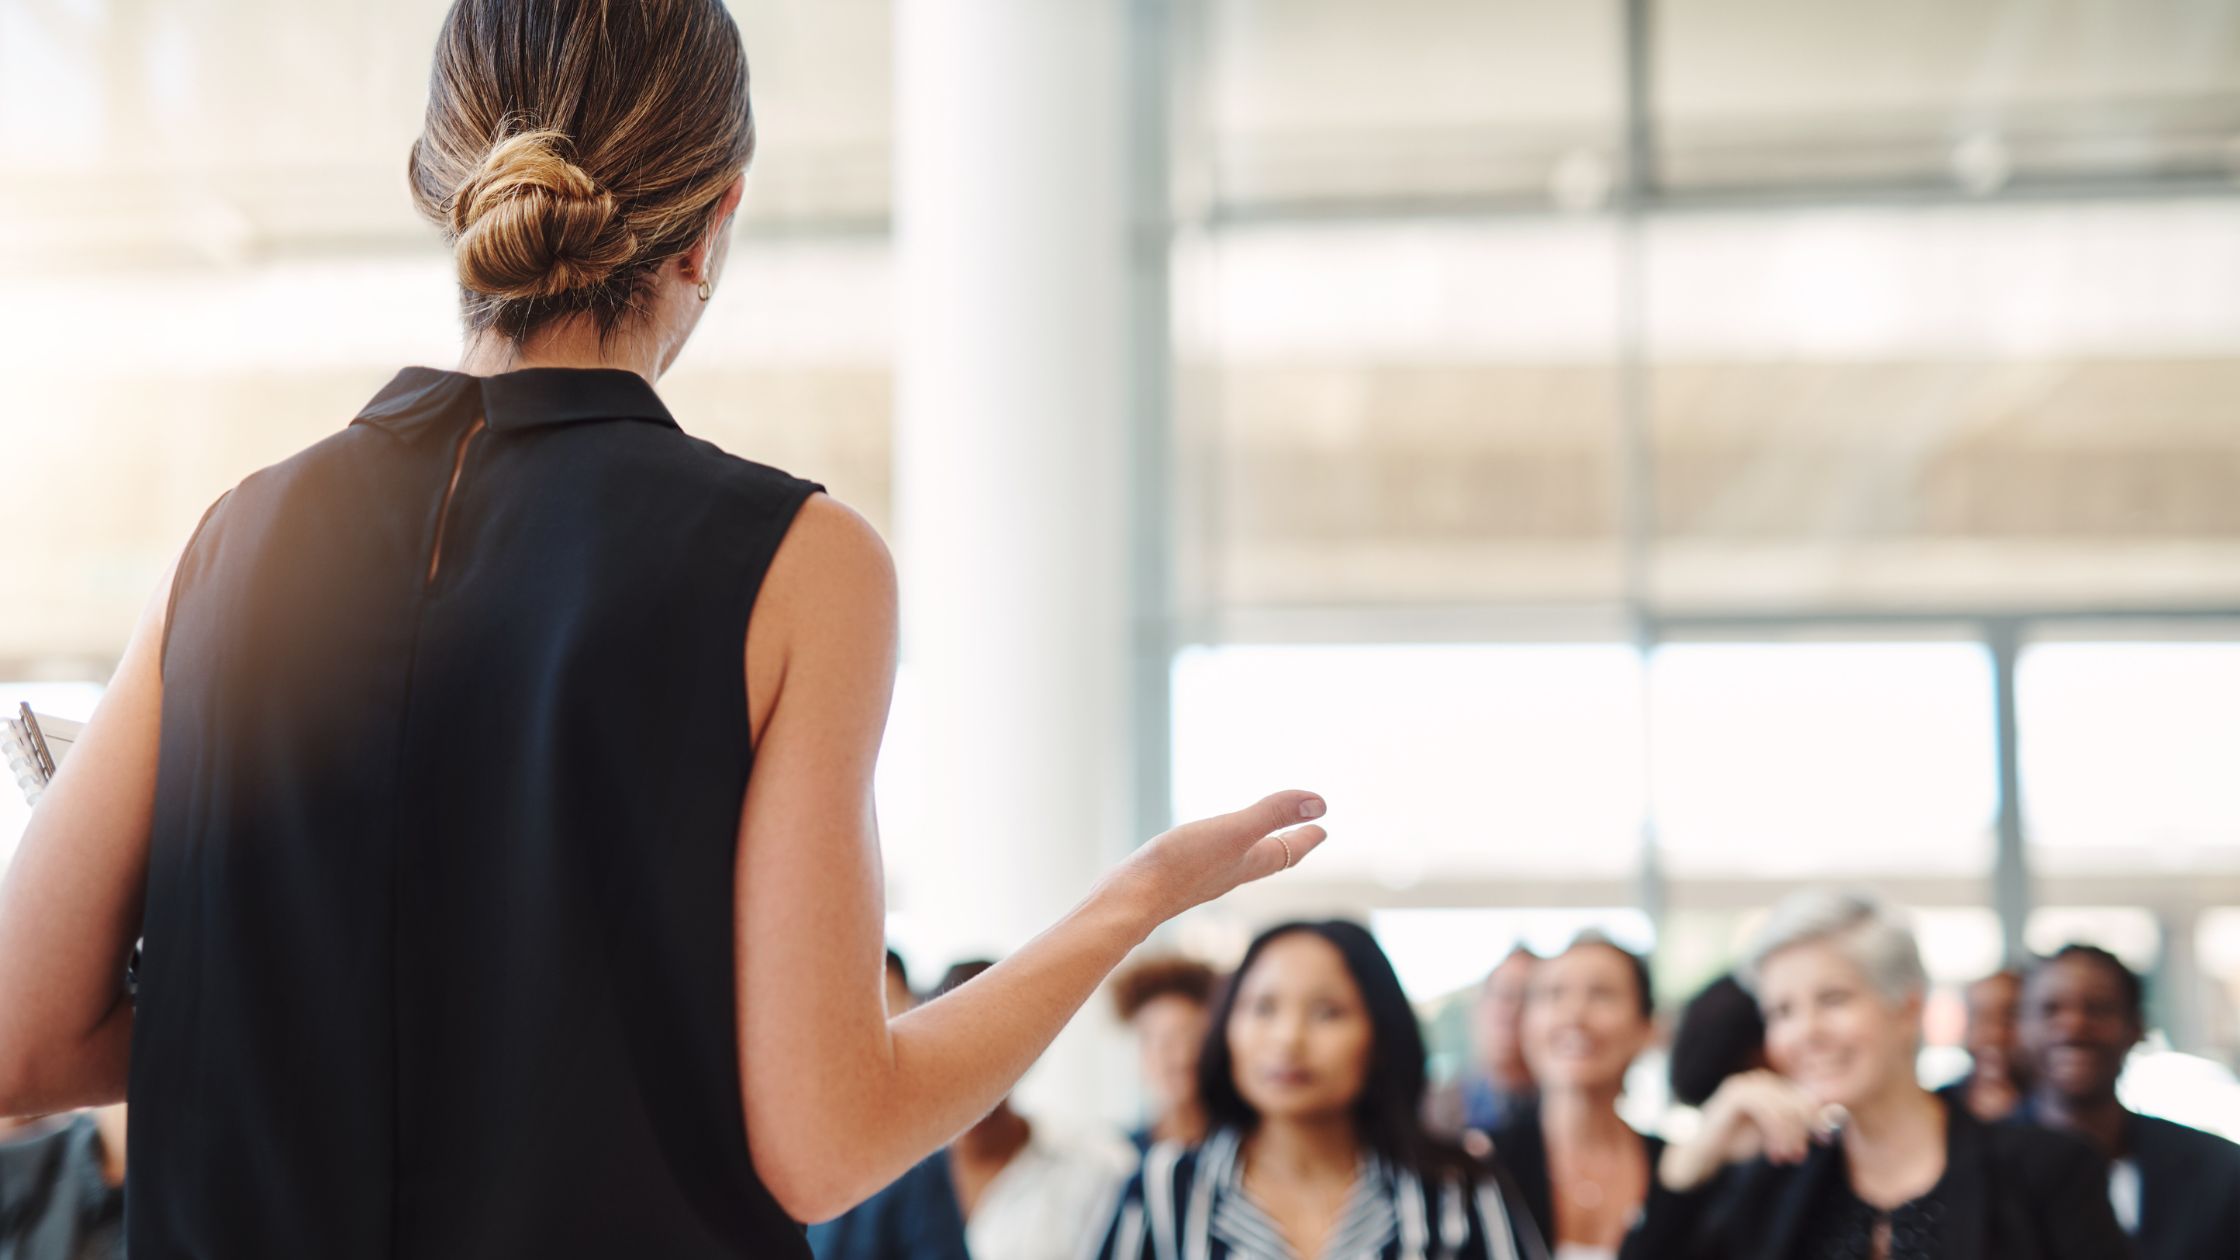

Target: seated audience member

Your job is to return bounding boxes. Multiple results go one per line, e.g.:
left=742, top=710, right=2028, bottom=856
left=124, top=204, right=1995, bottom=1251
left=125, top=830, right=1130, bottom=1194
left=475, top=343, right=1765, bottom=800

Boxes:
left=0, top=1104, right=126, bottom=1260
left=808, top=962, right=1134, bottom=1260
left=1092, top=920, right=1534, bottom=1260
left=1632, top=891, right=2127, bottom=1260
left=2015, top=943, right=2240, bottom=1260
left=1937, top=967, right=2029, bottom=1123
left=1492, top=932, right=1662, bottom=1260
left=1111, top=955, right=1220, bottom=1152
left=1426, top=946, right=1540, bottom=1144
left=1666, top=973, right=1766, bottom=1109
left=885, top=947, right=919, bottom=1016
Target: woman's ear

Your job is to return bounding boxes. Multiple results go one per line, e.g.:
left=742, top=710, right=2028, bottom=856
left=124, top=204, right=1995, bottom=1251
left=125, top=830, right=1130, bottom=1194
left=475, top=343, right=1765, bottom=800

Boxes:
left=686, top=174, right=749, bottom=285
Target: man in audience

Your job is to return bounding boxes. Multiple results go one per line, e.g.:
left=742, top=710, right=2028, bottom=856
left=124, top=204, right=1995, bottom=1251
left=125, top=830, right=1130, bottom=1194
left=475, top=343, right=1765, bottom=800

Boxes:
left=809, top=962, right=1134, bottom=1260
left=1938, top=966, right=2029, bottom=1121
left=2016, top=943, right=2240, bottom=1260
left=1108, top=954, right=1218, bottom=1152
left=1424, top=945, right=1538, bottom=1144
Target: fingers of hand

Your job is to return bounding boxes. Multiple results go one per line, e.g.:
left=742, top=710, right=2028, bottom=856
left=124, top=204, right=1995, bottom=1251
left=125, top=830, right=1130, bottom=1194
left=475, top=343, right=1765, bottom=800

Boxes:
left=1245, top=824, right=1328, bottom=881
left=1736, top=1084, right=1821, bottom=1165
left=1227, top=790, right=1326, bottom=848
left=1276, top=823, right=1327, bottom=868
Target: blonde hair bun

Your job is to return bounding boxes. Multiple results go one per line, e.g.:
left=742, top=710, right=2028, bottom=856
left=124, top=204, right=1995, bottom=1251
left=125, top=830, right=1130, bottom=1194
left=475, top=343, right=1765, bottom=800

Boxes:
left=448, top=129, right=639, bottom=300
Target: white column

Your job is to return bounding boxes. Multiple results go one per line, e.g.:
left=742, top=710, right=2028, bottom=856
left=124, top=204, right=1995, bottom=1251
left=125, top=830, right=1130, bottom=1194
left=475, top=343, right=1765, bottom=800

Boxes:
left=891, top=1, right=1142, bottom=1121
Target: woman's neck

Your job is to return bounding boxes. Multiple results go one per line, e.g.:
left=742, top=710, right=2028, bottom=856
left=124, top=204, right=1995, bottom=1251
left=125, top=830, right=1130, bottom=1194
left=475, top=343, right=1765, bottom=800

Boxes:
left=1245, top=1112, right=1361, bottom=1184
left=458, top=319, right=670, bottom=382
left=1154, top=1096, right=1209, bottom=1146
left=1540, top=1082, right=1631, bottom=1147
left=1839, top=1081, right=1947, bottom=1209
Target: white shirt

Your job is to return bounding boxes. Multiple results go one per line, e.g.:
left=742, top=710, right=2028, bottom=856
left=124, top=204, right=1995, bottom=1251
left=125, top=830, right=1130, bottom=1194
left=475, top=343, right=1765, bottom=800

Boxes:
left=2108, top=1157, right=2142, bottom=1235
left=966, top=1124, right=1138, bottom=1260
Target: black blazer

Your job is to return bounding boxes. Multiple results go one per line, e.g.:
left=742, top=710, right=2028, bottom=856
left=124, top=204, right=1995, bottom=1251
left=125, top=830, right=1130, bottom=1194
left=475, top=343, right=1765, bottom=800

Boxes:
left=2111, top=1111, right=2240, bottom=1260
left=1621, top=1096, right=2133, bottom=1260
left=2007, top=1098, right=2240, bottom=1260
left=1487, top=1105, right=1665, bottom=1260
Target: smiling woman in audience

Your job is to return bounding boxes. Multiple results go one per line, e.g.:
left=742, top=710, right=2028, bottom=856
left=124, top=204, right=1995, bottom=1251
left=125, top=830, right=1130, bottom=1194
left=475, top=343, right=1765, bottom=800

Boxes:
left=1491, top=932, right=1661, bottom=1260
left=1629, top=891, right=2127, bottom=1260
left=1091, top=920, right=1532, bottom=1260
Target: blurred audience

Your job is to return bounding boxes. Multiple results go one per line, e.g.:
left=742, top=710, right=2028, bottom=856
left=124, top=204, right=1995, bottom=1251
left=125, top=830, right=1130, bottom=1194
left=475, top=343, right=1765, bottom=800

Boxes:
left=1092, top=920, right=1533, bottom=1260
left=1493, top=932, right=1660, bottom=1260
left=1110, top=955, right=1219, bottom=1153
left=1666, top=973, right=1766, bottom=1109
left=2014, top=943, right=2240, bottom=1260
left=811, top=919, right=2240, bottom=1260
left=0, top=1105, right=125, bottom=1260
left=1634, top=891, right=2125, bottom=1260
left=1937, top=967, right=2029, bottom=1123
left=1426, top=945, right=1539, bottom=1144
left=884, top=947, right=918, bottom=1016
left=809, top=962, right=1134, bottom=1260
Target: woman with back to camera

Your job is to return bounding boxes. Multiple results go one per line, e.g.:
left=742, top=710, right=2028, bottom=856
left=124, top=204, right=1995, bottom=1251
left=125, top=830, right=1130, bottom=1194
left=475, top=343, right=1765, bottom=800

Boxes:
left=1490, top=932, right=1661, bottom=1260
left=0, top=3, right=1328, bottom=1256
left=1628, top=891, right=2128, bottom=1260
left=1092, top=920, right=1534, bottom=1260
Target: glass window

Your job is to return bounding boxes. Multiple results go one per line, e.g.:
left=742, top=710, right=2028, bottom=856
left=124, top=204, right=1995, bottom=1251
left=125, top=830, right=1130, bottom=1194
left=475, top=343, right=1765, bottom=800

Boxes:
left=2019, top=641, right=2240, bottom=873
left=1649, top=642, right=1998, bottom=876
left=2024, top=906, right=2162, bottom=974
left=1643, top=200, right=2240, bottom=613
left=1172, top=644, right=1646, bottom=884
left=1369, top=905, right=1655, bottom=1004
left=1173, top=218, right=1628, bottom=616
left=1653, top=0, right=2240, bottom=193
left=1182, top=0, right=1623, bottom=214
left=2198, top=909, right=2240, bottom=1074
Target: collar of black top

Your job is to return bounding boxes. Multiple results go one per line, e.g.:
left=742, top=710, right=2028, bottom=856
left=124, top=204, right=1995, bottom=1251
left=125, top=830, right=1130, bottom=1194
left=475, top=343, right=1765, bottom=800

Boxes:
left=351, top=366, right=678, bottom=437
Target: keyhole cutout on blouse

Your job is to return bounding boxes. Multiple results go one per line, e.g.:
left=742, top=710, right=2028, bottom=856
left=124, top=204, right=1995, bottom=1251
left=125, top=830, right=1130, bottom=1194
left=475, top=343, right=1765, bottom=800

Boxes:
left=426, top=416, right=487, bottom=585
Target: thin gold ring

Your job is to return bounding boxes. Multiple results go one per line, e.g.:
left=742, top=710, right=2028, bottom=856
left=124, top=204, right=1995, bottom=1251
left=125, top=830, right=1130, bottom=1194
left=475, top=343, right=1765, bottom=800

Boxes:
left=1277, top=835, right=1294, bottom=870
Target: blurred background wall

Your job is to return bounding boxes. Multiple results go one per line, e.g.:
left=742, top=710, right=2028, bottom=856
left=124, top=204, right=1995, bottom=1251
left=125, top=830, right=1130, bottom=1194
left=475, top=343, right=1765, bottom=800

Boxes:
left=3, top=0, right=2238, bottom=1131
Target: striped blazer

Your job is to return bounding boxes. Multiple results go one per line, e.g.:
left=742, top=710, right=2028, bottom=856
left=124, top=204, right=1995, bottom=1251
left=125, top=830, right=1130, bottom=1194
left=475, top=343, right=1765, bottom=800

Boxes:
left=1088, top=1128, right=1543, bottom=1260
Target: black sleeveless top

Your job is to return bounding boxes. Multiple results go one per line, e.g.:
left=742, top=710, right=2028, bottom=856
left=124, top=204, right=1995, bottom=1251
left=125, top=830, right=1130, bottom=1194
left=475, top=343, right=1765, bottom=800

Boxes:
left=129, top=367, right=822, bottom=1258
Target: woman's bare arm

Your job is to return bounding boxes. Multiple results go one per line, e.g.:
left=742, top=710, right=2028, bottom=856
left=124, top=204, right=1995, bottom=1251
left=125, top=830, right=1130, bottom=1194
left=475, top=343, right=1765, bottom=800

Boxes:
left=734, top=495, right=1325, bottom=1221
left=0, top=557, right=176, bottom=1116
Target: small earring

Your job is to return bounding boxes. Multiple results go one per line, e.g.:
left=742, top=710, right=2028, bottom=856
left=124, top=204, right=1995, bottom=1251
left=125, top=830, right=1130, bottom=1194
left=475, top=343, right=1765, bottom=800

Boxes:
left=697, top=278, right=712, bottom=302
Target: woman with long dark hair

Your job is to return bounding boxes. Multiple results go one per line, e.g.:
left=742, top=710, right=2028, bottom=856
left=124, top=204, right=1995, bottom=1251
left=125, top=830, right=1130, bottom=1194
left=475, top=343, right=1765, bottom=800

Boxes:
left=0, top=3, right=1327, bottom=1256
left=1092, top=921, right=1533, bottom=1260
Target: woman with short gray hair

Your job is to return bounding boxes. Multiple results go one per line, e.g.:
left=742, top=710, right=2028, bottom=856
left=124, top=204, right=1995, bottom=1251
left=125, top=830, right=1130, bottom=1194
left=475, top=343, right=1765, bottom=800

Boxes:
left=1738, top=891, right=1928, bottom=1008
left=1624, top=890, right=2126, bottom=1260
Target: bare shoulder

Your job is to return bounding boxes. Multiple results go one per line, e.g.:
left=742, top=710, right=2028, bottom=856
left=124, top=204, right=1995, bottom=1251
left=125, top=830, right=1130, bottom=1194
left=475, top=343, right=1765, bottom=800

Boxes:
left=746, top=493, right=897, bottom=737
left=765, top=493, right=896, bottom=623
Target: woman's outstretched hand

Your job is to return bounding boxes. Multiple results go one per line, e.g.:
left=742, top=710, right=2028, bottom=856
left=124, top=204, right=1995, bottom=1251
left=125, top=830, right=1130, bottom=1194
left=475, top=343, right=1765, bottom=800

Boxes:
left=1095, top=790, right=1328, bottom=927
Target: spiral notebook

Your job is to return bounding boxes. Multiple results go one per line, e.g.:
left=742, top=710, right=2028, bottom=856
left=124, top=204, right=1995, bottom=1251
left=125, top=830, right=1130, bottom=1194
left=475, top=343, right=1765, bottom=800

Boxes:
left=2, top=703, right=80, bottom=807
